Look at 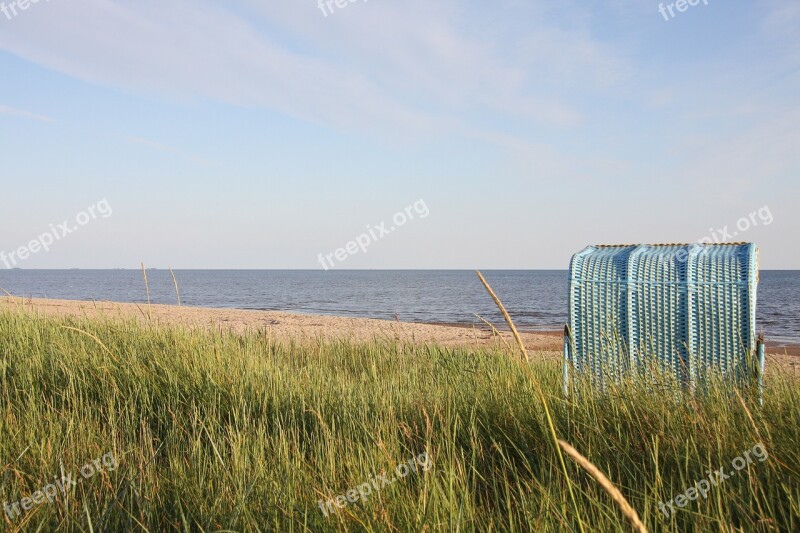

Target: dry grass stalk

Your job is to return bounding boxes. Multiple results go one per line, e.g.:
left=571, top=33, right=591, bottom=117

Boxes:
left=141, top=262, right=152, bottom=320
left=475, top=271, right=529, bottom=362
left=473, top=313, right=513, bottom=352
left=558, top=439, right=648, bottom=533
left=169, top=267, right=182, bottom=306
left=475, top=272, right=583, bottom=531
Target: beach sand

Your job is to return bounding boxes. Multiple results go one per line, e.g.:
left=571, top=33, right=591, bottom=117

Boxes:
left=0, top=296, right=563, bottom=353
left=2, top=297, right=797, bottom=370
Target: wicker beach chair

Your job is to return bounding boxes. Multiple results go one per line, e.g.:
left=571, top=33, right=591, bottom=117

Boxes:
left=563, top=243, right=764, bottom=397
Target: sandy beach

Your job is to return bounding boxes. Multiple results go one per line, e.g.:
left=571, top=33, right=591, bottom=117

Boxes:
left=0, top=296, right=564, bottom=353
left=2, top=296, right=798, bottom=367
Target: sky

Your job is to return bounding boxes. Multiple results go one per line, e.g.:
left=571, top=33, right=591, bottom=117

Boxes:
left=0, top=0, right=798, bottom=269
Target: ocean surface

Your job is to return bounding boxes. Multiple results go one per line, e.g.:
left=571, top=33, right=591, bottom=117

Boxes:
left=1, top=270, right=798, bottom=345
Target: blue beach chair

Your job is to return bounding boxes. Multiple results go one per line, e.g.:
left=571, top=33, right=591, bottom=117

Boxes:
left=563, top=243, right=764, bottom=397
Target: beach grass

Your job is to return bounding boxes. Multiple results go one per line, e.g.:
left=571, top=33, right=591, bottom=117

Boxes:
left=1, top=309, right=798, bottom=532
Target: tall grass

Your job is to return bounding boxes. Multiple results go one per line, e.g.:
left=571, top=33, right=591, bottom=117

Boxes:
left=0, top=309, right=798, bottom=531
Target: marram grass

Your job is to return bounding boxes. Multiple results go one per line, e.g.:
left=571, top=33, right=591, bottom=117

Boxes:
left=0, top=310, right=798, bottom=532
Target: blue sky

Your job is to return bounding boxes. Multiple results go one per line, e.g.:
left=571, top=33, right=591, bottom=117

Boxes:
left=1, top=0, right=798, bottom=269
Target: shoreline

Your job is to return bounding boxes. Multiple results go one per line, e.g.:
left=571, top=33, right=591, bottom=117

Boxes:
left=2, top=296, right=797, bottom=359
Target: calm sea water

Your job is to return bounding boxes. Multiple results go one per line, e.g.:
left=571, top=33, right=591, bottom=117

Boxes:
left=1, top=270, right=798, bottom=345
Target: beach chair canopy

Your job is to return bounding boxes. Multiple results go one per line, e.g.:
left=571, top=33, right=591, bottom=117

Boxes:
left=563, top=243, right=763, bottom=391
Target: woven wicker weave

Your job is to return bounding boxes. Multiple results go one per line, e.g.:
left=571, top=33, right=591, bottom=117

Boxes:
left=563, top=243, right=763, bottom=394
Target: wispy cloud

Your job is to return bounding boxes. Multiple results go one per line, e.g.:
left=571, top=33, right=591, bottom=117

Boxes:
left=0, top=0, right=630, bottom=144
left=0, top=104, right=52, bottom=122
left=761, top=0, right=800, bottom=64
left=124, top=136, right=215, bottom=167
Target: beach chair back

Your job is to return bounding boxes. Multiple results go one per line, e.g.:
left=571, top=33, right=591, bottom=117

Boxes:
left=563, top=243, right=764, bottom=395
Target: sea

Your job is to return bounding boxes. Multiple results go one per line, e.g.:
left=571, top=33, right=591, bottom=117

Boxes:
left=1, top=270, right=798, bottom=345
